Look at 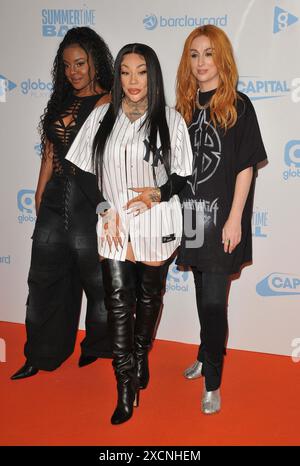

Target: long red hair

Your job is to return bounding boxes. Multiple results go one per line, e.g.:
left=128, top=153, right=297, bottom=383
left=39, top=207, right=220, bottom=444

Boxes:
left=176, top=25, right=239, bottom=129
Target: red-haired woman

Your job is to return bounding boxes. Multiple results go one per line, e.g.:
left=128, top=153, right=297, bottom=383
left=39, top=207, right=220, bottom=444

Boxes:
left=176, top=25, right=267, bottom=414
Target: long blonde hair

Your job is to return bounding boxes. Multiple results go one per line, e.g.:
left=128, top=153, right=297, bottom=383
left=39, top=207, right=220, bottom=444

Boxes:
left=176, top=25, right=239, bottom=129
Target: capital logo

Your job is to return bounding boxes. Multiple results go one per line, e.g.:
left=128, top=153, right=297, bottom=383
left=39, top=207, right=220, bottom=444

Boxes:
left=41, top=9, right=96, bottom=37
left=166, top=262, right=189, bottom=293
left=273, top=6, right=298, bottom=33
left=256, top=273, right=300, bottom=296
left=238, top=76, right=290, bottom=101
left=143, top=14, right=158, bottom=30
left=252, top=207, right=268, bottom=237
left=17, top=189, right=35, bottom=213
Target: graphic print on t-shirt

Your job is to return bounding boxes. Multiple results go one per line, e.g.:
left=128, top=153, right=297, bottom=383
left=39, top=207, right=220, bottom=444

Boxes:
left=188, top=109, right=221, bottom=195
left=183, top=197, right=219, bottom=227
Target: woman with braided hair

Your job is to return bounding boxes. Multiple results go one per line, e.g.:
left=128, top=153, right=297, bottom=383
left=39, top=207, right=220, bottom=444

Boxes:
left=11, top=27, right=114, bottom=380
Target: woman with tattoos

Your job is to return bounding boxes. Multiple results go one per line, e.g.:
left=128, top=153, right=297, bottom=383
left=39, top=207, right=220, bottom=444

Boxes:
left=66, top=43, right=193, bottom=424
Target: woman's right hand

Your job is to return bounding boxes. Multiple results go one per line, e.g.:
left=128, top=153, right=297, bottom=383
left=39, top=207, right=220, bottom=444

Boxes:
left=100, top=208, right=125, bottom=251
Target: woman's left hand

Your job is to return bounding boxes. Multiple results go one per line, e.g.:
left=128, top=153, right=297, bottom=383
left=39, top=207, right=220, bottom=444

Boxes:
left=124, top=187, right=161, bottom=216
left=222, top=217, right=242, bottom=254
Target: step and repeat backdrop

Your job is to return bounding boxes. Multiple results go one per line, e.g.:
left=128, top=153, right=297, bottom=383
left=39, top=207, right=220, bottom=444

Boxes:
left=1, top=0, right=299, bottom=357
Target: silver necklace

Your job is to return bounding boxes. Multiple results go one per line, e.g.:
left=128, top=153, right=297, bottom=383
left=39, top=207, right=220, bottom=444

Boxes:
left=195, top=88, right=210, bottom=110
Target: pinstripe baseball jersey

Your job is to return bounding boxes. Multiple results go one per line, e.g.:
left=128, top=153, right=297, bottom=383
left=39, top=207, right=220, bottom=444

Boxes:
left=66, top=104, right=193, bottom=261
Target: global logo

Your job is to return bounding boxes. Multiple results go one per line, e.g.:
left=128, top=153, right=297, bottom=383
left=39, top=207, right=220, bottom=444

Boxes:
left=273, top=6, right=298, bottom=34
left=143, top=14, right=158, bottom=30
left=282, top=140, right=300, bottom=181
left=0, top=75, right=17, bottom=102
left=256, top=273, right=300, bottom=296
left=42, top=8, right=96, bottom=37
left=238, top=76, right=290, bottom=101
left=17, top=189, right=36, bottom=224
left=142, top=13, right=227, bottom=30
left=0, top=255, right=11, bottom=265
left=20, top=79, right=52, bottom=96
left=166, top=262, right=189, bottom=293
left=252, top=207, right=268, bottom=238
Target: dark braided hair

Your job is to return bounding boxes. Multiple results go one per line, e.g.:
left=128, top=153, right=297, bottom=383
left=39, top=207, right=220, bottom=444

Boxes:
left=39, top=27, right=114, bottom=157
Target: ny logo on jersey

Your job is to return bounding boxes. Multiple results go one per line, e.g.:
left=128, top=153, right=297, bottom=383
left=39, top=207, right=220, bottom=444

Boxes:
left=143, top=139, right=163, bottom=167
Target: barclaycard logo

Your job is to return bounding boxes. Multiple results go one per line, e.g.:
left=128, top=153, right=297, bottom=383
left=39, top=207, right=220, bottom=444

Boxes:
left=41, top=8, right=96, bottom=36
left=143, top=13, right=227, bottom=30
left=282, top=140, right=300, bottom=181
left=252, top=207, right=268, bottom=238
left=256, top=273, right=300, bottom=296
left=166, top=262, right=189, bottom=292
left=143, top=14, right=158, bottom=30
left=273, top=6, right=298, bottom=33
left=238, top=76, right=290, bottom=101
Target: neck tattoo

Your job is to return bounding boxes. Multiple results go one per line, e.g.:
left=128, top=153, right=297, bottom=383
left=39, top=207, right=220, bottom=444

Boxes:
left=123, top=96, right=148, bottom=122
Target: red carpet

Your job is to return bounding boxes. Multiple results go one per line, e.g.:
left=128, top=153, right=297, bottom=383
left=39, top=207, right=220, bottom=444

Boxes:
left=0, top=321, right=299, bottom=446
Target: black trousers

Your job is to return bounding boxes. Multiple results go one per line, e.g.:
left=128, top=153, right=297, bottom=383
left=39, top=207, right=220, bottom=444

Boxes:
left=24, top=176, right=112, bottom=370
left=192, top=269, right=229, bottom=391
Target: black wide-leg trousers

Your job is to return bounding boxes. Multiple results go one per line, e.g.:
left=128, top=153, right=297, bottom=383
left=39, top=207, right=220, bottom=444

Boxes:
left=24, top=176, right=112, bottom=370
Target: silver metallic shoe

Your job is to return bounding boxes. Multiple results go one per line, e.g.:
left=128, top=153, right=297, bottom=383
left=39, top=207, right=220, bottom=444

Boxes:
left=183, top=360, right=203, bottom=379
left=201, top=380, right=221, bottom=414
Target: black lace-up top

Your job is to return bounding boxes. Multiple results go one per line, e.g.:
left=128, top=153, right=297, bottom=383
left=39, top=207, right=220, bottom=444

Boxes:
left=40, top=93, right=107, bottom=231
left=46, top=93, right=106, bottom=175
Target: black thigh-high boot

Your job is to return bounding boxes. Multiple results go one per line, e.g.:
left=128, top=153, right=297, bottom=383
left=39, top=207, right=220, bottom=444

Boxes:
left=102, top=259, right=138, bottom=425
left=135, top=261, right=170, bottom=389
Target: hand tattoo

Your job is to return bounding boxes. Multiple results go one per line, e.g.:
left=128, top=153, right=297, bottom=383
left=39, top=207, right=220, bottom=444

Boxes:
left=149, top=188, right=161, bottom=203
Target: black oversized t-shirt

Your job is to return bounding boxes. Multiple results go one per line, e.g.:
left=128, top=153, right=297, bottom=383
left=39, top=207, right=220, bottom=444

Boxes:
left=177, top=90, right=267, bottom=274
